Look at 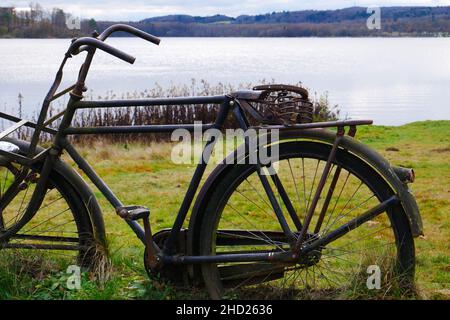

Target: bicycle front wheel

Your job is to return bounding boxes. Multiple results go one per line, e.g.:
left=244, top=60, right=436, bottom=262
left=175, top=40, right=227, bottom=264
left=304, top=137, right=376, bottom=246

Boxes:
left=199, top=140, right=415, bottom=299
left=0, top=144, right=98, bottom=272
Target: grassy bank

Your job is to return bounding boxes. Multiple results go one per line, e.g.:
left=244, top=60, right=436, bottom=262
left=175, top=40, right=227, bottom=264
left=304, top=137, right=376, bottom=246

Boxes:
left=0, top=120, right=448, bottom=300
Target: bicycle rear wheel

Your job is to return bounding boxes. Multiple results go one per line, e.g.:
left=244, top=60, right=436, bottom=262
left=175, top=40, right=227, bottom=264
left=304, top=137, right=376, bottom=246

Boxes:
left=199, top=140, right=415, bottom=299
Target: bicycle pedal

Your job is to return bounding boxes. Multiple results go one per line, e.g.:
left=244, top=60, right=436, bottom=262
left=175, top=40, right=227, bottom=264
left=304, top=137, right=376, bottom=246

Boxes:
left=116, top=205, right=150, bottom=221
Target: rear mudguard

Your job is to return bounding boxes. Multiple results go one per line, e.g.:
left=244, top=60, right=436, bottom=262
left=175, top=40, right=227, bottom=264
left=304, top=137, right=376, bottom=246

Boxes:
left=187, top=128, right=423, bottom=281
left=4, top=138, right=107, bottom=247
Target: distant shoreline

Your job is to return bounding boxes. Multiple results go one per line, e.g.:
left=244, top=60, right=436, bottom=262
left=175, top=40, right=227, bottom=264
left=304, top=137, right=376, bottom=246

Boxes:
left=2, top=6, right=450, bottom=39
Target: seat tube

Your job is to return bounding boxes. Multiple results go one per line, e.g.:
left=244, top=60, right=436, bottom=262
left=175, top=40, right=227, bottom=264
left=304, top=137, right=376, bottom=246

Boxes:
left=163, top=96, right=231, bottom=254
left=232, top=105, right=295, bottom=243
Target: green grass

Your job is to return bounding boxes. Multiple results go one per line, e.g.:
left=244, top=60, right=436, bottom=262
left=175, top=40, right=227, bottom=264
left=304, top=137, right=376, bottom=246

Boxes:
left=0, top=120, right=448, bottom=300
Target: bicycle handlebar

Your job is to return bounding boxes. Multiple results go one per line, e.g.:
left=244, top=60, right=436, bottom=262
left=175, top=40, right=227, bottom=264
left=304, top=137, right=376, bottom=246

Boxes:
left=67, top=25, right=160, bottom=65
left=98, top=24, right=161, bottom=45
left=68, top=37, right=136, bottom=64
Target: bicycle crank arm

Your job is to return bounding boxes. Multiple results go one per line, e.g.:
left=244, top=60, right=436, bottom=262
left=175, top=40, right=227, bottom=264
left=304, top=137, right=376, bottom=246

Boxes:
left=116, top=205, right=161, bottom=268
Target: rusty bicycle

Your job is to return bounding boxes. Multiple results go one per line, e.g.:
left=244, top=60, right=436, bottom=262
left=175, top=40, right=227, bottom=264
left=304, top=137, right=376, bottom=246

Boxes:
left=0, top=24, right=423, bottom=299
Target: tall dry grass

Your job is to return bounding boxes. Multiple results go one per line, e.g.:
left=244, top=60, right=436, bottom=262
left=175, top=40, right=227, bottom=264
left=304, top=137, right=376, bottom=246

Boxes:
left=8, top=80, right=339, bottom=144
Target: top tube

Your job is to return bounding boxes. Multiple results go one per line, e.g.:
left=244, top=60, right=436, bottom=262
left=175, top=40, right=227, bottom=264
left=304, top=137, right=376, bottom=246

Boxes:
left=70, top=95, right=229, bottom=110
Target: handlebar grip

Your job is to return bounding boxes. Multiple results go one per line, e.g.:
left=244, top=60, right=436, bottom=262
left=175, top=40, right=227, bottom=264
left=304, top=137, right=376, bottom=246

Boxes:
left=69, top=37, right=136, bottom=64
left=99, top=24, right=161, bottom=45
left=132, top=28, right=161, bottom=45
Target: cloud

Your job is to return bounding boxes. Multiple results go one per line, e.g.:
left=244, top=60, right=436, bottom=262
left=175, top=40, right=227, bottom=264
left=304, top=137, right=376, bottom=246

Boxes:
left=3, top=0, right=450, bottom=20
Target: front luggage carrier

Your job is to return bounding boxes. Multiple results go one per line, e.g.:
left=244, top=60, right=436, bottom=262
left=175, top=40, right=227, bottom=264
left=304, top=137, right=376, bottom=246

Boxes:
left=0, top=112, right=57, bottom=166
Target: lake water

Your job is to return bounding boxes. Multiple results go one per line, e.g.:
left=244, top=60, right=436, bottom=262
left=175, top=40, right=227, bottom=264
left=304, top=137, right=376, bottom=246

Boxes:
left=0, top=37, right=449, bottom=125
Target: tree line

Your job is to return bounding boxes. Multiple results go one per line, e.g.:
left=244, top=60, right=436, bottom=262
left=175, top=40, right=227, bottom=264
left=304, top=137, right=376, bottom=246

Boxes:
left=1, top=4, right=450, bottom=38
left=0, top=3, right=97, bottom=38
left=100, top=19, right=450, bottom=37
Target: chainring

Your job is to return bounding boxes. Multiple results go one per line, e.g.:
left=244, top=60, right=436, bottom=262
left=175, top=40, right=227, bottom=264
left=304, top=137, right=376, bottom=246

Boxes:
left=143, top=229, right=191, bottom=287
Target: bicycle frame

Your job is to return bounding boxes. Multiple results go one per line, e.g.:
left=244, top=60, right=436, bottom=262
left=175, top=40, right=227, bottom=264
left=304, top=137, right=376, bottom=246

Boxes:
left=0, top=93, right=379, bottom=265
left=0, top=27, right=393, bottom=266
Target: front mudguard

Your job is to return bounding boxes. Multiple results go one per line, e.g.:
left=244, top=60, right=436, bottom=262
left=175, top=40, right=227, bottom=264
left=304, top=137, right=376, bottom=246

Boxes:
left=187, top=128, right=423, bottom=282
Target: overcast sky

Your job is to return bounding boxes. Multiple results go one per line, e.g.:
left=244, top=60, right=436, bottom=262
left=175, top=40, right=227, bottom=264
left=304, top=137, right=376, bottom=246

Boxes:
left=3, top=0, right=450, bottom=21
